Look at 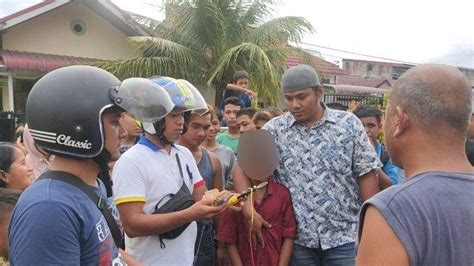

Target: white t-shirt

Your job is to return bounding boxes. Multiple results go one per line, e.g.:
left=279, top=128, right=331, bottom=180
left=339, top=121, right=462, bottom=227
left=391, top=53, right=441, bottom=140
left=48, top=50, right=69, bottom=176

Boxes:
left=113, top=136, right=205, bottom=265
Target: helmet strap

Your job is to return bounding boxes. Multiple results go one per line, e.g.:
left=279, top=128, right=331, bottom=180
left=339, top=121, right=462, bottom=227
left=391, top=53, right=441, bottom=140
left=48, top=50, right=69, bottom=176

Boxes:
left=182, top=111, right=191, bottom=135
left=153, top=120, right=174, bottom=146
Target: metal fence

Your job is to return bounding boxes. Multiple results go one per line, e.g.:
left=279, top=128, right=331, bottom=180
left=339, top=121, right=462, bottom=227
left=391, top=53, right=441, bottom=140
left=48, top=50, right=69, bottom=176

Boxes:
left=323, top=94, right=384, bottom=108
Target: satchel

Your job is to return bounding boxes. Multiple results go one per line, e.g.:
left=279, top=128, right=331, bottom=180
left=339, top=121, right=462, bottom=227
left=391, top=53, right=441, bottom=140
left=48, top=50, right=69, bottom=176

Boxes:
left=152, top=154, right=195, bottom=248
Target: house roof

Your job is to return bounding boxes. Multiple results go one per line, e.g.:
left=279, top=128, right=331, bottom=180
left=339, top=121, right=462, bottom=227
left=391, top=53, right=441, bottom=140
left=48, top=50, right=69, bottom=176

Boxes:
left=0, top=0, right=147, bottom=36
left=0, top=50, right=99, bottom=72
left=286, top=53, right=348, bottom=76
left=323, top=83, right=388, bottom=96
left=337, top=75, right=391, bottom=88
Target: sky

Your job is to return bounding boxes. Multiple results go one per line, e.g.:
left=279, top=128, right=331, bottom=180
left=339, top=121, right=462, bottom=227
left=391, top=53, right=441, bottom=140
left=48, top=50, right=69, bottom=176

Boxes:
left=1, top=0, right=473, bottom=68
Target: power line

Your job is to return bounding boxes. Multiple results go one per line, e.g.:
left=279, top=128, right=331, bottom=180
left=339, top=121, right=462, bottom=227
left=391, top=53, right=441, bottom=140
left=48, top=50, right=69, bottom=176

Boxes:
left=299, top=42, right=418, bottom=65
left=141, top=1, right=164, bottom=10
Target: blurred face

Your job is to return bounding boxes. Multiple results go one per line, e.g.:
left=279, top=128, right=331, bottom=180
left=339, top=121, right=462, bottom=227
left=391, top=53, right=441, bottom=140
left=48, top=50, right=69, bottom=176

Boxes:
left=207, top=114, right=221, bottom=140
left=163, top=111, right=185, bottom=142
left=235, top=78, right=249, bottom=89
left=103, top=109, right=127, bottom=161
left=237, top=115, right=257, bottom=134
left=283, top=87, right=321, bottom=124
left=223, top=104, right=241, bottom=128
left=120, top=112, right=142, bottom=138
left=359, top=116, right=381, bottom=146
left=1, top=148, right=33, bottom=190
left=181, top=114, right=211, bottom=148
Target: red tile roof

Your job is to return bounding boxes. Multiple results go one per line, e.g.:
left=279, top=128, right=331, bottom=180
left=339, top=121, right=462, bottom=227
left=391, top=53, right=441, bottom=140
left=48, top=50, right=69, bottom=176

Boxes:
left=337, top=75, right=390, bottom=88
left=0, top=50, right=99, bottom=72
left=285, top=53, right=348, bottom=76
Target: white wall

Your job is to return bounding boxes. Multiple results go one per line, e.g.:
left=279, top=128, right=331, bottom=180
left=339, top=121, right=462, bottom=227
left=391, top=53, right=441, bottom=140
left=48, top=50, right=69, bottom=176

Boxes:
left=3, top=2, right=137, bottom=60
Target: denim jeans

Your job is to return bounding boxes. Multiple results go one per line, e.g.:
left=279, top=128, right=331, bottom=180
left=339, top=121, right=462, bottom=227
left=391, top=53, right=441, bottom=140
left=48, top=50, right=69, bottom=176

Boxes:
left=290, top=242, right=355, bottom=266
left=194, top=220, right=215, bottom=266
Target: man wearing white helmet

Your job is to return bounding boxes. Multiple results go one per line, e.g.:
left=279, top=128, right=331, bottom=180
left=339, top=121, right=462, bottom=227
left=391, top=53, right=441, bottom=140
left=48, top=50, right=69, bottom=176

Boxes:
left=113, top=77, right=227, bottom=265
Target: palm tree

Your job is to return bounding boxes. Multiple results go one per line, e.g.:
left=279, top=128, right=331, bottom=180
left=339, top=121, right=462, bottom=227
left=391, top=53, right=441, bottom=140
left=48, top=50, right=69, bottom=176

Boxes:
left=99, top=0, right=313, bottom=106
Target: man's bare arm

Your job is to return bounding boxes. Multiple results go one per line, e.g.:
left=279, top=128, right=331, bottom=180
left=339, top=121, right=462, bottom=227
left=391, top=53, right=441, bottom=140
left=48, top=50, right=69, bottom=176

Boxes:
left=210, top=152, right=223, bottom=190
left=356, top=206, right=409, bottom=265
left=278, top=238, right=294, bottom=266
left=358, top=170, right=380, bottom=202
left=377, top=169, right=393, bottom=190
left=226, top=243, right=243, bottom=266
left=117, top=200, right=225, bottom=238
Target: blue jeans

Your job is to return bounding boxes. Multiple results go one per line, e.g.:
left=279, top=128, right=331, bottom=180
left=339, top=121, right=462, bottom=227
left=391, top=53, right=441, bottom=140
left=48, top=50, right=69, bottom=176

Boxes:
left=290, top=242, right=355, bottom=266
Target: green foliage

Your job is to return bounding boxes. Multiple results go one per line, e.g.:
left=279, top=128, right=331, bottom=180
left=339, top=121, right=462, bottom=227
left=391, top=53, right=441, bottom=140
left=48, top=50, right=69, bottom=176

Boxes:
left=99, top=0, right=313, bottom=104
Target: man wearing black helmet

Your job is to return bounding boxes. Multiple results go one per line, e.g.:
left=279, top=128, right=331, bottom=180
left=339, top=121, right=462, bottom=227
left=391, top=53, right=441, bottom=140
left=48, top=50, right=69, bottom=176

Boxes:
left=112, top=77, right=228, bottom=265
left=8, top=66, right=143, bottom=265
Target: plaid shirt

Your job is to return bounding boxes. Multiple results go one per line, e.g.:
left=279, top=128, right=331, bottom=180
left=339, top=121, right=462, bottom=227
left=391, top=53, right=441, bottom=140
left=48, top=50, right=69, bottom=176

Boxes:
left=263, top=104, right=381, bottom=249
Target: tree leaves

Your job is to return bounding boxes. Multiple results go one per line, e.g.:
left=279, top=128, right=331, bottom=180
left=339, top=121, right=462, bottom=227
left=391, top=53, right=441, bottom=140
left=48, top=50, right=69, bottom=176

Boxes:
left=99, top=0, right=314, bottom=105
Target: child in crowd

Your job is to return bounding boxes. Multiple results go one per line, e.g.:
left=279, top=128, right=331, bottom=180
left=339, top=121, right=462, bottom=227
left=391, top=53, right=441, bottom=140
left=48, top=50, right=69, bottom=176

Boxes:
left=217, top=130, right=296, bottom=266
left=236, top=107, right=257, bottom=134
left=217, top=97, right=243, bottom=154
left=222, top=71, right=256, bottom=108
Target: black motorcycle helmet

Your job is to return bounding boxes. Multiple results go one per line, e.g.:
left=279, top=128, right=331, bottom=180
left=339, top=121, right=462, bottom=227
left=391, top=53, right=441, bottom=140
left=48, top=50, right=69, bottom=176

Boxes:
left=26, top=65, right=121, bottom=158
left=27, top=66, right=175, bottom=196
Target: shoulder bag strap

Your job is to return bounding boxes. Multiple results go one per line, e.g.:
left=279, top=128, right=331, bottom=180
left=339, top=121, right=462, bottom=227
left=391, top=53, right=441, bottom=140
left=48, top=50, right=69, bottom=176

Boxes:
left=38, top=171, right=123, bottom=248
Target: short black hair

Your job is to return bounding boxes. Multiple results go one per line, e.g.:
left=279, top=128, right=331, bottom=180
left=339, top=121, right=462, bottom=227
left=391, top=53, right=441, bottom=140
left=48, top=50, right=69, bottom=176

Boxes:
left=232, top=71, right=249, bottom=84
left=353, top=106, right=383, bottom=124
left=223, top=96, right=244, bottom=110
left=236, top=107, right=256, bottom=119
left=0, top=188, right=21, bottom=220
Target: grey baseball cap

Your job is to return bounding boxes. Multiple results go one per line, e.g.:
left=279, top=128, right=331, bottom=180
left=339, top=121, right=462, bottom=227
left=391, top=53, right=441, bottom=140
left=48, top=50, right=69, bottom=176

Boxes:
left=281, top=64, right=321, bottom=92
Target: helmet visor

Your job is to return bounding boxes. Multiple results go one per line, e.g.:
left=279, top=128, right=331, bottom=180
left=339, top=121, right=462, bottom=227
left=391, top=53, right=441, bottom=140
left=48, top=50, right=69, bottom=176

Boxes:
left=112, top=78, right=175, bottom=123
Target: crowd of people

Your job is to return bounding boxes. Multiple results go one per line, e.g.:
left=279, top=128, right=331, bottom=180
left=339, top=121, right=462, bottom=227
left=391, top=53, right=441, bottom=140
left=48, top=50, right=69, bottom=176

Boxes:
left=0, top=63, right=473, bottom=266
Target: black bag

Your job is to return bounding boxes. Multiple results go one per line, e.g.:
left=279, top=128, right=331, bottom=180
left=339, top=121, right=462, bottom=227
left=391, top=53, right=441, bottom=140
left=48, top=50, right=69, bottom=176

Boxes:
left=152, top=154, right=195, bottom=248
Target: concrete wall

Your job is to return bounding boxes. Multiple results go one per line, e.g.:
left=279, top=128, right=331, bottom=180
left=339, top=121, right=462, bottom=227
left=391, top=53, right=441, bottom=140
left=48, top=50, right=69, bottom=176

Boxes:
left=343, top=60, right=392, bottom=79
left=3, top=2, right=136, bottom=60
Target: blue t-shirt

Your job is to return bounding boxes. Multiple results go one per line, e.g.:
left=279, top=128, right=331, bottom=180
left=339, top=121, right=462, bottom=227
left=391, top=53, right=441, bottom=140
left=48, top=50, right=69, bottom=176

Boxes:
left=222, top=89, right=251, bottom=108
left=9, top=174, right=124, bottom=265
left=375, top=142, right=400, bottom=184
